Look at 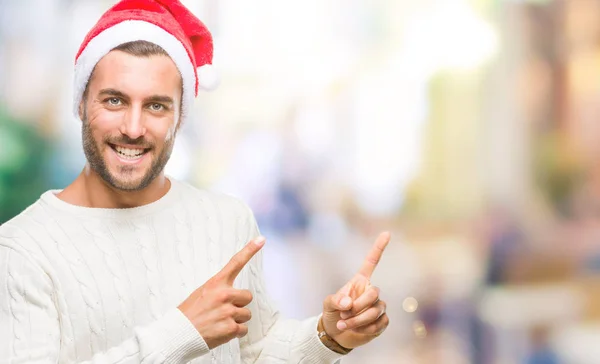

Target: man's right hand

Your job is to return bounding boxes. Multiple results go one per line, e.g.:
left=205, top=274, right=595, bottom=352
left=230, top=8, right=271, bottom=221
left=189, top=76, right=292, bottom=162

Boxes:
left=177, top=236, right=266, bottom=349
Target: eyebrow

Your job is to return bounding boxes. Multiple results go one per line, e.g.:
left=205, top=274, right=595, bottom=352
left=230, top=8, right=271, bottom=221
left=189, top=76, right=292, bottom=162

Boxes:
left=98, top=88, right=127, bottom=99
left=145, top=95, right=174, bottom=105
left=98, top=88, right=174, bottom=105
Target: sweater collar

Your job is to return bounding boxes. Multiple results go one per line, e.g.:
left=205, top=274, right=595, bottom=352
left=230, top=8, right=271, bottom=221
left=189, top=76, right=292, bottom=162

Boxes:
left=40, top=177, right=182, bottom=219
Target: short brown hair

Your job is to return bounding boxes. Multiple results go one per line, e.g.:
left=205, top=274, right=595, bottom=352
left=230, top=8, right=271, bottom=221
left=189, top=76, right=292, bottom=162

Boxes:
left=112, top=40, right=169, bottom=57
left=81, top=40, right=181, bottom=101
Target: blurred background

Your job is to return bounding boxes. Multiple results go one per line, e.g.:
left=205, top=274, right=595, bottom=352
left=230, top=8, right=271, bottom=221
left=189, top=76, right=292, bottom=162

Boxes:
left=2, top=0, right=600, bottom=362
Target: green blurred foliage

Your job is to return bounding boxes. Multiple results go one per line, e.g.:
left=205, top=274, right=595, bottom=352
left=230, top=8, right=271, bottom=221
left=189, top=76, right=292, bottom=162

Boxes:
left=0, top=106, right=52, bottom=224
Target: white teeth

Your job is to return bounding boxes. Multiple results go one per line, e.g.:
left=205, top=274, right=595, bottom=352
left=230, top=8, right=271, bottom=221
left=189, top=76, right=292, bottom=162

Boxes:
left=114, top=146, right=145, bottom=159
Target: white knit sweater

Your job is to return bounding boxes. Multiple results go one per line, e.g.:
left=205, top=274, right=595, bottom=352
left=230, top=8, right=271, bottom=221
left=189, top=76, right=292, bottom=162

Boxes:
left=0, top=179, right=343, bottom=363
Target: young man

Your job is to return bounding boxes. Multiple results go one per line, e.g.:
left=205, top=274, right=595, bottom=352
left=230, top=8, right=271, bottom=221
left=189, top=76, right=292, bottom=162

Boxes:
left=0, top=1, right=390, bottom=362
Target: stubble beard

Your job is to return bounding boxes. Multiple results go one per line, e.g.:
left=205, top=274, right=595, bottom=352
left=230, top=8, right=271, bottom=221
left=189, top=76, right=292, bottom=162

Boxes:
left=81, top=117, right=174, bottom=192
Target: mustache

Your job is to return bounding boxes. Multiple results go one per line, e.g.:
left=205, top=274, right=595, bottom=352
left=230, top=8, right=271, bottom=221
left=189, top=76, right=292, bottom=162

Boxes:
left=104, top=135, right=155, bottom=149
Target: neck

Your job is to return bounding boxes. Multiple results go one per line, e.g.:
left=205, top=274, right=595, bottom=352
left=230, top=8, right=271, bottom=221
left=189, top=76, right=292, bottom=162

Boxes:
left=57, top=164, right=171, bottom=209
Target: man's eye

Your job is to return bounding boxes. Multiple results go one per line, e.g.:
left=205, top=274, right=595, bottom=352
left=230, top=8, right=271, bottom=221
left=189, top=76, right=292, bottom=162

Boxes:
left=107, top=98, right=121, bottom=106
left=150, top=103, right=164, bottom=111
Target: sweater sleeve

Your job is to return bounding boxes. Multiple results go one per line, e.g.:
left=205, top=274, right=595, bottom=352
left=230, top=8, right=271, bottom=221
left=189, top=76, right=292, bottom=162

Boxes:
left=238, top=208, right=344, bottom=364
left=0, top=244, right=210, bottom=364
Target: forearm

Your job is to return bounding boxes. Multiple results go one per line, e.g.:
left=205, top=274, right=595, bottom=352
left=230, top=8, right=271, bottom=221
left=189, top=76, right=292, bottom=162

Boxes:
left=241, top=315, right=343, bottom=364
left=76, top=308, right=209, bottom=364
left=238, top=206, right=344, bottom=363
left=1, top=306, right=209, bottom=364
left=0, top=245, right=210, bottom=364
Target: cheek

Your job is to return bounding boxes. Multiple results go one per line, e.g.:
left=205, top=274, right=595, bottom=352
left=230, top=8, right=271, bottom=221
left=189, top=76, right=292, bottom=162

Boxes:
left=85, top=117, right=119, bottom=150
left=87, top=108, right=122, bottom=132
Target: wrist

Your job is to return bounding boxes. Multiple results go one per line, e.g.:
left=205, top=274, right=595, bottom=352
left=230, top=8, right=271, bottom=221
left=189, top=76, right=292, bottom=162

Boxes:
left=317, top=316, right=353, bottom=355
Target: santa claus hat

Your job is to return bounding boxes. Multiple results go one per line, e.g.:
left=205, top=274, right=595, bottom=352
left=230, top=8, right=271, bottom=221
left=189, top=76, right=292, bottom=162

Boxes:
left=73, top=0, right=218, bottom=122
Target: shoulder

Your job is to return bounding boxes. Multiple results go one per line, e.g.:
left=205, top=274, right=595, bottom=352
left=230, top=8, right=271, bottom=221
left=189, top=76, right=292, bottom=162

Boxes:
left=0, top=218, right=54, bottom=295
left=173, top=179, right=255, bottom=220
left=0, top=198, right=44, bottom=242
left=0, top=195, right=55, bottom=260
left=172, top=179, right=260, bottom=246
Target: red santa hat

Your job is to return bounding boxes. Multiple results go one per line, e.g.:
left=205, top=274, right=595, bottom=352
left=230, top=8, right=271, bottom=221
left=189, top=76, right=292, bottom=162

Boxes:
left=73, top=0, right=218, bottom=122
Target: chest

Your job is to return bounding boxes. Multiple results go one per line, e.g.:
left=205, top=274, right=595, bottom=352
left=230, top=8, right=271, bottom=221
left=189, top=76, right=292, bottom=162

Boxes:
left=36, top=212, right=245, bottom=362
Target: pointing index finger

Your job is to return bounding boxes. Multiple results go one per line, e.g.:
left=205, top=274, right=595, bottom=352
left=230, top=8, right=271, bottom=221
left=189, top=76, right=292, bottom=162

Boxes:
left=358, top=232, right=390, bottom=279
left=218, top=236, right=266, bottom=284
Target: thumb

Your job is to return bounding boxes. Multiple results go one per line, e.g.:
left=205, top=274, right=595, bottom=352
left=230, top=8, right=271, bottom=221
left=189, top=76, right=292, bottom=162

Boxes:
left=323, top=293, right=353, bottom=313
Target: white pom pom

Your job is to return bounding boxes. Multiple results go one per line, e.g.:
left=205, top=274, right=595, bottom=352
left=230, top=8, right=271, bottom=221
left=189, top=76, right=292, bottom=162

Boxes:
left=197, top=64, right=220, bottom=91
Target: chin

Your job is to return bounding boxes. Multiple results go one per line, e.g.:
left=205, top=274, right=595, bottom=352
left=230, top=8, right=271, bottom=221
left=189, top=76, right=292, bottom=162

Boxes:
left=108, top=177, right=147, bottom=191
left=108, top=169, right=155, bottom=191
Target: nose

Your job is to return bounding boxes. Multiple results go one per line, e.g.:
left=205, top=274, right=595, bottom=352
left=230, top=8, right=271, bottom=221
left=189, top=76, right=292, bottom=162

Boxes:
left=119, top=106, right=146, bottom=139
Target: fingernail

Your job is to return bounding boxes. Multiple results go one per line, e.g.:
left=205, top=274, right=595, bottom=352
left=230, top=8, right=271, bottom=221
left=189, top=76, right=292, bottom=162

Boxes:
left=340, top=311, right=351, bottom=319
left=254, top=236, right=266, bottom=246
left=340, top=296, right=351, bottom=309
left=337, top=321, right=347, bottom=330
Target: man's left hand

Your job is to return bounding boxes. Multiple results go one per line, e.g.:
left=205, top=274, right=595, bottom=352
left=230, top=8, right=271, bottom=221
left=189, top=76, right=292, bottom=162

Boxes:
left=321, top=232, right=391, bottom=349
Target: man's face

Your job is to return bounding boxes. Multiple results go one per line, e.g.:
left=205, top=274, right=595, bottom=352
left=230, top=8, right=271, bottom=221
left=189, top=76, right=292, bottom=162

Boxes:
left=80, top=50, right=182, bottom=191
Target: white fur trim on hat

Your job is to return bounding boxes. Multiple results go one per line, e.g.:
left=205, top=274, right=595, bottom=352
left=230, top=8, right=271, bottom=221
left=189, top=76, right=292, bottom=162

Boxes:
left=73, top=20, right=196, bottom=123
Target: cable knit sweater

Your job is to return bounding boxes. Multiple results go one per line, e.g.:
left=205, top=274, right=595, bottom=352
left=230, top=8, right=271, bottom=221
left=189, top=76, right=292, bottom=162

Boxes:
left=0, top=178, right=343, bottom=363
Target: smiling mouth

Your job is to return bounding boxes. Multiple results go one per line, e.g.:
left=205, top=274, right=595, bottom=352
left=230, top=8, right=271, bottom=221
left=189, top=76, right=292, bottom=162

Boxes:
left=109, top=144, right=151, bottom=160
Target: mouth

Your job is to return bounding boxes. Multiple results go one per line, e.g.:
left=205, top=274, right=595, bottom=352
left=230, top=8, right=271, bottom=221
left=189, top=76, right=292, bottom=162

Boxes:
left=108, top=143, right=151, bottom=161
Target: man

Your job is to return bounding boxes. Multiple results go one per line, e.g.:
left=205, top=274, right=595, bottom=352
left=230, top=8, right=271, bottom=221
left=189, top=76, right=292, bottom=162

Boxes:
left=0, top=0, right=390, bottom=362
